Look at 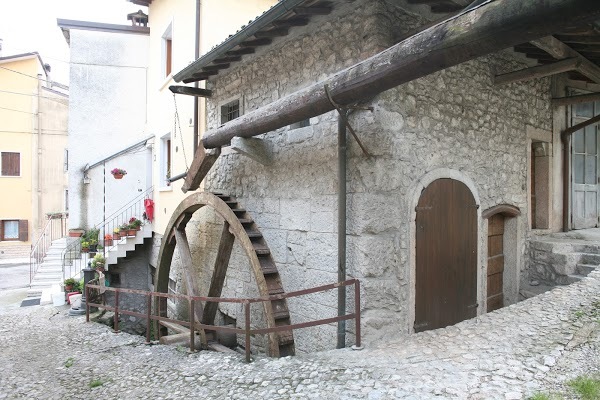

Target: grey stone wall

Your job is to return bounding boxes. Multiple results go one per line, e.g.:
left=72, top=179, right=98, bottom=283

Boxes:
left=166, top=0, right=553, bottom=353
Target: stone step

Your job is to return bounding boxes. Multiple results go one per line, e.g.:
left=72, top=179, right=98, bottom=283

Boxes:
left=578, top=253, right=600, bottom=265
left=556, top=274, right=585, bottom=285
left=30, top=280, right=61, bottom=288
left=576, top=263, right=597, bottom=275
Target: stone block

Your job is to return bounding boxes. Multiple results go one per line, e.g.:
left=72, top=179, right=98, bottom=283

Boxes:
left=280, top=198, right=311, bottom=231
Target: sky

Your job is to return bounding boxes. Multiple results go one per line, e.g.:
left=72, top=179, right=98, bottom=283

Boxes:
left=0, top=0, right=147, bottom=84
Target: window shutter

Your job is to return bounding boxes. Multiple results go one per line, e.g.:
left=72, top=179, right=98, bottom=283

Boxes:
left=1, top=152, right=20, bottom=176
left=18, top=220, right=28, bottom=241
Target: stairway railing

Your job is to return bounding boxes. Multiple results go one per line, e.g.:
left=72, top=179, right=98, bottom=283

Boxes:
left=29, top=213, right=68, bottom=283
left=62, top=187, right=154, bottom=281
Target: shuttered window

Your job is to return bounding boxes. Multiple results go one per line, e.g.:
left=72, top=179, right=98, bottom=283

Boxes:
left=0, top=220, right=27, bottom=241
left=1, top=152, right=20, bottom=176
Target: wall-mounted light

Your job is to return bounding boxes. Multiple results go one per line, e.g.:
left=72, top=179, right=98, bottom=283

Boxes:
left=83, top=174, right=91, bottom=184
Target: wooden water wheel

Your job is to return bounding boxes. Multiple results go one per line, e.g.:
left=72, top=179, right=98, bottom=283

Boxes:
left=154, top=191, right=295, bottom=357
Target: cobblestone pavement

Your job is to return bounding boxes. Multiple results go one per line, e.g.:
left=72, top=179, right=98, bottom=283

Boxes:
left=0, top=272, right=598, bottom=400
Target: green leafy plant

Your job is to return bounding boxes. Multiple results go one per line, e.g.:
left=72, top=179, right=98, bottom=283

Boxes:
left=89, top=379, right=104, bottom=388
left=80, top=241, right=90, bottom=248
left=568, top=376, right=600, bottom=400
left=91, top=254, right=106, bottom=269
left=64, top=357, right=74, bottom=368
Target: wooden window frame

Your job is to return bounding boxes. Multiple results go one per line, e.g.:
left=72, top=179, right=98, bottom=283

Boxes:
left=1, top=152, right=21, bottom=177
left=0, top=220, right=28, bottom=241
left=162, top=22, right=173, bottom=79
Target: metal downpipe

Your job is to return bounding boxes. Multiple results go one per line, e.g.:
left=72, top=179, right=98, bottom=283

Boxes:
left=193, top=0, right=201, bottom=155
left=337, top=111, right=347, bottom=349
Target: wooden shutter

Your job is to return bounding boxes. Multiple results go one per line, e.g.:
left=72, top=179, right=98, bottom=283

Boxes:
left=166, top=39, right=172, bottom=76
left=1, top=152, right=20, bottom=176
left=18, top=220, right=28, bottom=241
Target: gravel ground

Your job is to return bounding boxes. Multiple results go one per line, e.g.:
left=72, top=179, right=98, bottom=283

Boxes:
left=0, top=271, right=598, bottom=399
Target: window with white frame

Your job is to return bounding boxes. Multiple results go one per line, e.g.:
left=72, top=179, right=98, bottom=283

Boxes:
left=160, top=134, right=172, bottom=188
left=1, top=152, right=20, bottom=176
left=162, top=23, right=173, bottom=78
left=0, top=220, right=27, bottom=241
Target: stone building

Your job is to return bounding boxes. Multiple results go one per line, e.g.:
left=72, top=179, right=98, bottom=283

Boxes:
left=153, top=0, right=600, bottom=355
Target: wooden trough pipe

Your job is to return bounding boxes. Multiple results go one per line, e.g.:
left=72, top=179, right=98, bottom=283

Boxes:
left=188, top=0, right=600, bottom=153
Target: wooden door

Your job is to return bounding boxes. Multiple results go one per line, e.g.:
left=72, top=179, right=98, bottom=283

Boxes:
left=415, top=179, right=478, bottom=332
left=487, top=214, right=504, bottom=312
left=572, top=102, right=600, bottom=229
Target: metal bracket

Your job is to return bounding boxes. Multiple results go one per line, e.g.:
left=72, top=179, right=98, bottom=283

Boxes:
left=324, top=84, right=373, bottom=157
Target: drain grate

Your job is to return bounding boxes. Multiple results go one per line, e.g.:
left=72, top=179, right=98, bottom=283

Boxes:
left=20, top=298, right=40, bottom=307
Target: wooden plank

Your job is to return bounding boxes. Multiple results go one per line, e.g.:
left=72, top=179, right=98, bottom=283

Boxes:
left=487, top=293, right=503, bottom=312
left=487, top=273, right=503, bottom=295
left=174, top=229, right=205, bottom=322
left=202, top=63, right=230, bottom=71
left=488, top=235, right=503, bottom=256
left=552, top=92, right=600, bottom=107
left=182, top=143, right=221, bottom=192
left=240, top=38, right=273, bottom=47
left=293, top=7, right=332, bottom=15
left=202, top=222, right=236, bottom=325
left=272, top=18, right=309, bottom=28
left=488, top=214, right=506, bottom=235
left=194, top=0, right=600, bottom=150
left=488, top=254, right=505, bottom=275
left=254, top=28, right=289, bottom=38
left=494, top=58, right=580, bottom=85
left=168, top=85, right=213, bottom=98
left=531, top=36, right=600, bottom=83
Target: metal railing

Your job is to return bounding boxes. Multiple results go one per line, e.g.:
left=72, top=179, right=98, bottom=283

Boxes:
left=85, top=278, right=361, bottom=362
left=29, top=213, right=68, bottom=283
left=62, top=187, right=153, bottom=281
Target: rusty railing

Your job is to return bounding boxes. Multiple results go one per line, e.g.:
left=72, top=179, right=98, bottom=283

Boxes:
left=86, top=278, right=361, bottom=362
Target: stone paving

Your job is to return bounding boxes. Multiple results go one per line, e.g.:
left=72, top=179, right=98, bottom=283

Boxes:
left=0, top=272, right=599, bottom=399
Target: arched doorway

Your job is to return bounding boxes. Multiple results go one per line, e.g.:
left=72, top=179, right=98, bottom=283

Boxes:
left=414, top=178, right=478, bottom=332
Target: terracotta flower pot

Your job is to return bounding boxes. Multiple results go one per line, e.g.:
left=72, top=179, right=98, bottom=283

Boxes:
left=105, top=239, right=113, bottom=247
left=127, top=229, right=136, bottom=236
left=81, top=247, right=89, bottom=253
left=113, top=173, right=124, bottom=179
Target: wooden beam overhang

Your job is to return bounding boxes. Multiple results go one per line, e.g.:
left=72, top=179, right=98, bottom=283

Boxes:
left=294, top=7, right=332, bottom=15
left=531, top=36, right=600, bottom=83
left=181, top=0, right=600, bottom=191
left=168, top=86, right=213, bottom=98
left=552, top=92, right=600, bottom=107
left=494, top=58, right=580, bottom=85
left=562, top=113, right=600, bottom=137
left=254, top=28, right=290, bottom=38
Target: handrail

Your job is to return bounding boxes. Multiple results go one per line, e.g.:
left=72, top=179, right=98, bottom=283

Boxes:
left=62, top=187, right=153, bottom=281
left=86, top=278, right=361, bottom=362
left=29, top=213, right=68, bottom=283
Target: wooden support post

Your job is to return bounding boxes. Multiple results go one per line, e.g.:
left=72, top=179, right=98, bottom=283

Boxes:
left=185, top=0, right=600, bottom=155
left=181, top=142, right=221, bottom=192
left=202, top=222, right=235, bottom=325
left=562, top=113, right=600, bottom=137
left=494, top=58, right=580, bottom=85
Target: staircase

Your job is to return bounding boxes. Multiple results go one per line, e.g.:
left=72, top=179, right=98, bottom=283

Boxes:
left=28, top=238, right=69, bottom=299
left=105, top=224, right=153, bottom=268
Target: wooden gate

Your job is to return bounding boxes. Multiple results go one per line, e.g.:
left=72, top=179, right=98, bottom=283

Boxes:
left=487, top=214, right=504, bottom=312
left=414, top=179, right=478, bottom=332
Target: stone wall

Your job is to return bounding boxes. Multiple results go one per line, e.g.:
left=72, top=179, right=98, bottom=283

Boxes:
left=162, top=0, right=553, bottom=353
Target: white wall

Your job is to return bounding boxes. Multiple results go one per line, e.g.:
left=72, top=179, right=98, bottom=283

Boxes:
left=67, top=28, right=150, bottom=229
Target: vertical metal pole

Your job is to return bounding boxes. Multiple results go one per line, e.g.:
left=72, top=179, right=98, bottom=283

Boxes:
left=103, top=161, right=106, bottom=258
left=156, top=297, right=162, bottom=341
left=337, top=112, right=347, bottom=349
left=244, top=301, right=251, bottom=363
left=114, top=290, right=120, bottom=333
left=189, top=298, right=196, bottom=352
left=354, top=280, right=361, bottom=348
left=146, top=294, right=152, bottom=344
left=85, top=284, right=90, bottom=322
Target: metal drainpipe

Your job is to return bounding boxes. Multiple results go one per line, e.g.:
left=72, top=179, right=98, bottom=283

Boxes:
left=562, top=132, right=570, bottom=232
left=193, top=0, right=201, bottom=155
left=337, top=111, right=347, bottom=349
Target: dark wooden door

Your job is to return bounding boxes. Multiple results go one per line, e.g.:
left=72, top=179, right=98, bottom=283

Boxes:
left=487, top=214, right=504, bottom=312
left=415, top=179, right=478, bottom=332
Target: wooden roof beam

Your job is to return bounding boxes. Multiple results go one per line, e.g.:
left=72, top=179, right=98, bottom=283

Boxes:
left=254, top=28, right=289, bottom=38
left=293, top=6, right=332, bottom=15
left=169, top=85, right=213, bottom=98
left=213, top=55, right=242, bottom=64
left=531, top=36, right=600, bottom=83
left=225, top=47, right=256, bottom=56
left=239, top=38, right=273, bottom=47
left=552, top=92, right=600, bottom=106
left=494, top=58, right=580, bottom=85
left=202, top=63, right=230, bottom=72
left=272, top=18, right=309, bottom=28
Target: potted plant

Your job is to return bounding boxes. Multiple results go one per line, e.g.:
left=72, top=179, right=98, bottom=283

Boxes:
left=91, top=254, right=106, bottom=271
left=81, top=241, right=90, bottom=253
left=113, top=227, right=120, bottom=240
left=104, top=234, right=113, bottom=247
left=69, top=228, right=85, bottom=238
left=111, top=168, right=127, bottom=179
left=119, top=223, right=129, bottom=238
left=89, top=238, right=98, bottom=252
left=64, top=278, right=77, bottom=292
left=129, top=217, right=142, bottom=231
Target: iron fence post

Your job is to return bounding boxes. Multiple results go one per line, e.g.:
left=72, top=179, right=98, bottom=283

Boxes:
left=354, top=279, right=361, bottom=348
left=245, top=301, right=251, bottom=363
left=146, top=293, right=152, bottom=344
left=114, top=290, right=120, bottom=333
left=189, top=298, right=196, bottom=352
left=85, top=284, right=90, bottom=322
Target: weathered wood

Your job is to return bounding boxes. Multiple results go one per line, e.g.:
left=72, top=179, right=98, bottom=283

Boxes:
left=482, top=204, right=521, bottom=219
left=225, top=48, right=255, bottom=56
left=202, top=222, right=235, bottom=325
left=531, top=36, right=600, bottom=83
left=240, top=38, right=273, bottom=47
left=213, top=55, right=241, bottom=64
left=293, top=7, right=332, bottom=15
left=272, top=18, right=309, bottom=28
left=182, top=142, right=220, bottom=193
left=192, top=0, right=600, bottom=150
left=552, top=92, right=600, bottom=107
left=562, top=113, right=600, bottom=137
left=494, top=58, right=579, bottom=85
left=168, top=85, right=212, bottom=98
left=202, top=63, right=230, bottom=71
left=254, top=28, right=289, bottom=38
left=159, top=332, right=202, bottom=350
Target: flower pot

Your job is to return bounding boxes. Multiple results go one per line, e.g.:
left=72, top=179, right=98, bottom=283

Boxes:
left=113, top=173, right=124, bottom=179
left=135, top=226, right=141, bottom=231
left=81, top=247, right=89, bottom=253
left=127, top=229, right=136, bottom=237
left=105, top=239, right=113, bottom=247
left=113, top=233, right=120, bottom=240
left=65, top=284, right=73, bottom=292
left=119, top=231, right=127, bottom=239
left=69, top=229, right=84, bottom=237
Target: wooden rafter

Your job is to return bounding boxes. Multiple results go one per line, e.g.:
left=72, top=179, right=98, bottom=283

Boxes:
left=254, top=28, right=289, bottom=38
left=552, top=92, right=600, bottom=106
left=169, top=85, right=213, bottom=98
left=293, top=6, right=332, bottom=15
left=494, top=58, right=580, bottom=85
left=562, top=113, right=600, bottom=137
left=531, top=36, right=600, bottom=83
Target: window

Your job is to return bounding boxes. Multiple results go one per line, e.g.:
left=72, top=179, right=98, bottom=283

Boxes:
left=0, top=220, right=27, bottom=241
left=64, top=149, right=68, bottom=172
left=220, top=100, right=240, bottom=124
left=162, top=23, right=173, bottom=78
left=289, top=119, right=311, bottom=130
left=160, top=134, right=172, bottom=188
left=1, top=152, right=20, bottom=176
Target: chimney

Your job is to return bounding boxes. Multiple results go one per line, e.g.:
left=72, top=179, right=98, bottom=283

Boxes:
left=127, top=10, right=148, bottom=27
